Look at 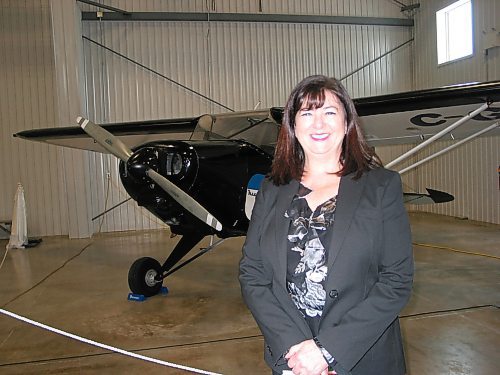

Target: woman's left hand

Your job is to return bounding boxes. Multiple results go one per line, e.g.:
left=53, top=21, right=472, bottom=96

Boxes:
left=285, top=339, right=329, bottom=375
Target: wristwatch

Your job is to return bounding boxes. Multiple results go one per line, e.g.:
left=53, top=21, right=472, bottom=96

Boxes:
left=313, top=336, right=337, bottom=367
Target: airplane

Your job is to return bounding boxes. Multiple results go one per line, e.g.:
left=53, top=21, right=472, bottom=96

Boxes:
left=14, top=80, right=500, bottom=297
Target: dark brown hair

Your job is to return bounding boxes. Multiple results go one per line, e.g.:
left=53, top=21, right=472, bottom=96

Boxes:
left=270, top=75, right=381, bottom=185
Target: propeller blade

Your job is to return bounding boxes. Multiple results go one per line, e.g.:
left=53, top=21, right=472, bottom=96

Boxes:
left=77, top=117, right=132, bottom=162
left=77, top=116, right=222, bottom=232
left=146, top=169, right=223, bottom=231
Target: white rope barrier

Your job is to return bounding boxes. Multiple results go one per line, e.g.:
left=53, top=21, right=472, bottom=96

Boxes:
left=0, top=308, right=222, bottom=375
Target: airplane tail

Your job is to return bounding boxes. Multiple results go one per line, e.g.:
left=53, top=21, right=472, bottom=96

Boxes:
left=403, top=188, right=454, bottom=205
left=425, top=188, right=454, bottom=203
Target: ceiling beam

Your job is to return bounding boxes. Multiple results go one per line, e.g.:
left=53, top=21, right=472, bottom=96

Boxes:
left=77, top=0, right=130, bottom=15
left=81, top=12, right=413, bottom=27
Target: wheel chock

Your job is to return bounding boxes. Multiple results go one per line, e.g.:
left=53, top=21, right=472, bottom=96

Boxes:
left=127, top=286, right=169, bottom=302
left=127, top=293, right=146, bottom=301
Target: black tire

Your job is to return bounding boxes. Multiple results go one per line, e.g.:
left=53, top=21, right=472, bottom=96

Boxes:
left=128, top=257, right=163, bottom=297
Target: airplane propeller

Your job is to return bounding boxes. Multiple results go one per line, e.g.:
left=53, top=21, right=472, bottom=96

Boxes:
left=77, top=117, right=223, bottom=232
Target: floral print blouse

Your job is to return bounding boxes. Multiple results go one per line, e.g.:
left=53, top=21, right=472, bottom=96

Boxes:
left=285, top=183, right=337, bottom=334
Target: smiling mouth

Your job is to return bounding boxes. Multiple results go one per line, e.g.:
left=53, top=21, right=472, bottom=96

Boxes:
left=311, top=134, right=329, bottom=140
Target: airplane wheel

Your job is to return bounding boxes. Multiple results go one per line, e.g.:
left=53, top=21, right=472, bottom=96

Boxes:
left=128, top=257, right=163, bottom=297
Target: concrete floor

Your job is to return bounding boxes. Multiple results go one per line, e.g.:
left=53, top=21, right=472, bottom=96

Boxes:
left=0, top=212, right=498, bottom=374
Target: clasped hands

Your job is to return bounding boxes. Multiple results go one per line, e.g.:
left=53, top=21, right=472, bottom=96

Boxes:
left=285, top=339, right=337, bottom=375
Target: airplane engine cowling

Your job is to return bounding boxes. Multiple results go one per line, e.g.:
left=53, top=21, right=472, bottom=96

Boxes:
left=120, top=139, right=272, bottom=236
left=119, top=141, right=199, bottom=227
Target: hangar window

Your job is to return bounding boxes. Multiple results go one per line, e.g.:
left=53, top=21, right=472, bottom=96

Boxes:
left=436, top=0, right=473, bottom=64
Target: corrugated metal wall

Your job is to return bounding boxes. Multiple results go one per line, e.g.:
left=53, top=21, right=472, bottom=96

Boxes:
left=408, top=0, right=500, bottom=223
left=78, top=0, right=414, bottom=235
left=376, top=136, right=500, bottom=224
left=1, top=0, right=497, bottom=238
left=413, top=0, right=499, bottom=87
left=2, top=0, right=414, bottom=237
left=0, top=0, right=69, bottom=238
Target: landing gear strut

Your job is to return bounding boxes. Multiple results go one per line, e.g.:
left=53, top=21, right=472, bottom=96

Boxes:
left=127, top=232, right=226, bottom=297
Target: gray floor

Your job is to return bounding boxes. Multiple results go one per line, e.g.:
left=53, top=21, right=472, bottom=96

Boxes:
left=0, top=212, right=498, bottom=374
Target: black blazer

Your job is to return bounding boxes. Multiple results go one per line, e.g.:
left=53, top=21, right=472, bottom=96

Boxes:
left=239, top=168, right=414, bottom=374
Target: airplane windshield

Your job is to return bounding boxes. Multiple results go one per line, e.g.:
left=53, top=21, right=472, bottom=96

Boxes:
left=191, top=109, right=280, bottom=155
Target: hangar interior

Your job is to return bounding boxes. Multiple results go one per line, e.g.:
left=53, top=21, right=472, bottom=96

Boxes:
left=0, top=0, right=499, bottom=374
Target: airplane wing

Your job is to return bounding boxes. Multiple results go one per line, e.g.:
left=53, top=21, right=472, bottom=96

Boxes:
left=14, top=81, right=500, bottom=152
left=269, top=81, right=500, bottom=146
left=14, top=109, right=280, bottom=155
left=14, top=117, right=200, bottom=153
left=355, top=81, right=500, bottom=146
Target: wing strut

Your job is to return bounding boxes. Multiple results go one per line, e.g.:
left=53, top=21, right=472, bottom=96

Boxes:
left=386, top=102, right=489, bottom=169
left=398, top=121, right=499, bottom=174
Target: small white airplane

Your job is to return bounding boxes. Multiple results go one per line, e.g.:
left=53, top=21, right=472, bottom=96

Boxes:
left=14, top=81, right=500, bottom=297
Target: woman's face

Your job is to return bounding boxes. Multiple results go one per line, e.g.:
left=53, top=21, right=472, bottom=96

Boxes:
left=294, top=90, right=346, bottom=163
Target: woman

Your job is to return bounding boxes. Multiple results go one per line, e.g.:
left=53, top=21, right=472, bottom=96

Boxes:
left=239, top=75, right=413, bottom=375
